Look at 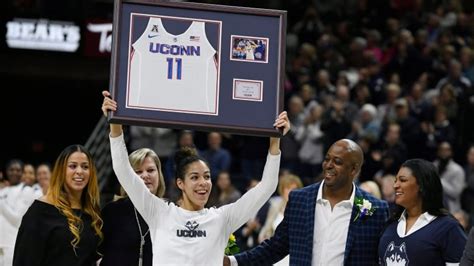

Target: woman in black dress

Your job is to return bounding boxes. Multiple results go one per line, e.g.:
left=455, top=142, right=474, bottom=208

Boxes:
left=13, top=144, right=103, bottom=266
left=99, top=147, right=166, bottom=266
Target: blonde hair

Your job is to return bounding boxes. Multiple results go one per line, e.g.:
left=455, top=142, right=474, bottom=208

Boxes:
left=278, top=174, right=303, bottom=196
left=360, top=180, right=382, bottom=199
left=47, top=145, right=103, bottom=250
left=119, top=148, right=166, bottom=198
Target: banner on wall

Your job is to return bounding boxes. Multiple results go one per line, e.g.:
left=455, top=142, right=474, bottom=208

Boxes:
left=84, top=19, right=112, bottom=57
left=6, top=18, right=80, bottom=52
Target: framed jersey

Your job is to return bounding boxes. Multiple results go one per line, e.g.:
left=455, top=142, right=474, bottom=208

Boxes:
left=108, top=0, right=286, bottom=137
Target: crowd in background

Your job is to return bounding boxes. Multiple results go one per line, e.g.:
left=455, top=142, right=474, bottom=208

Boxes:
left=2, top=0, right=474, bottom=254
left=140, top=0, right=474, bottom=234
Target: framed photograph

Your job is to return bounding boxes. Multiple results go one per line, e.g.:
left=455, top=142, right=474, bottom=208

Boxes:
left=108, top=0, right=286, bottom=137
left=230, top=35, right=269, bottom=63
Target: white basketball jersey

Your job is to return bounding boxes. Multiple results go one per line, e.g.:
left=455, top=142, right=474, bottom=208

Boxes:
left=127, top=16, right=218, bottom=115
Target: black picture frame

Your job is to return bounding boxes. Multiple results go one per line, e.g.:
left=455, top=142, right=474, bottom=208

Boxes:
left=108, top=0, right=287, bottom=137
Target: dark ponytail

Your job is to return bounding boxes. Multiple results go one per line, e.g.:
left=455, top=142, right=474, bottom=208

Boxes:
left=174, top=147, right=208, bottom=180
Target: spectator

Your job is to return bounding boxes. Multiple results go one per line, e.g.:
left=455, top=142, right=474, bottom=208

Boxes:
left=280, top=95, right=305, bottom=173
left=460, top=46, right=474, bottom=84
left=380, top=174, right=397, bottom=214
left=348, top=103, right=381, bottom=142
left=201, top=132, right=232, bottom=179
left=129, top=126, right=177, bottom=170
left=295, top=104, right=325, bottom=183
left=259, top=174, right=303, bottom=242
left=373, top=123, right=408, bottom=182
left=377, top=83, right=401, bottom=124
left=258, top=174, right=303, bottom=266
left=359, top=180, right=382, bottom=199
left=0, top=159, right=36, bottom=265
left=21, top=163, right=42, bottom=198
left=164, top=130, right=196, bottom=202
left=433, top=141, right=466, bottom=213
left=35, top=163, right=51, bottom=196
left=207, top=171, right=241, bottom=208
left=463, top=145, right=474, bottom=225
left=233, top=178, right=271, bottom=252
left=320, top=99, right=352, bottom=153
left=434, top=59, right=472, bottom=100
left=237, top=134, right=268, bottom=183
left=20, top=163, right=36, bottom=187
left=392, top=98, right=423, bottom=158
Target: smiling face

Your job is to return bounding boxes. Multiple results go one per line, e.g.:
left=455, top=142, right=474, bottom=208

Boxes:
left=36, top=164, right=51, bottom=189
left=134, top=156, right=159, bottom=195
left=393, top=167, right=421, bottom=210
left=21, top=164, right=36, bottom=186
left=6, top=161, right=23, bottom=186
left=64, top=151, right=90, bottom=197
left=322, top=140, right=361, bottom=192
left=177, top=160, right=212, bottom=211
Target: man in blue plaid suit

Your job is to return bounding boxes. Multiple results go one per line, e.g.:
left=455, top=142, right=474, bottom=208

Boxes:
left=226, top=139, right=390, bottom=266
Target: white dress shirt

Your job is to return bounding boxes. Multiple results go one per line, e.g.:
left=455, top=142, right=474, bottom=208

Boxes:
left=312, top=181, right=354, bottom=266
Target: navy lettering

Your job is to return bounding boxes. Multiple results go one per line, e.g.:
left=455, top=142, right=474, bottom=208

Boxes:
left=149, top=43, right=200, bottom=56
left=176, top=229, right=207, bottom=238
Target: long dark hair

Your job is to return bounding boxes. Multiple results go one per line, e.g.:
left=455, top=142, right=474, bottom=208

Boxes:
left=388, top=158, right=449, bottom=223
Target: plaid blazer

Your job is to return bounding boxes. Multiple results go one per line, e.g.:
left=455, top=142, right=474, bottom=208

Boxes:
left=235, top=182, right=389, bottom=266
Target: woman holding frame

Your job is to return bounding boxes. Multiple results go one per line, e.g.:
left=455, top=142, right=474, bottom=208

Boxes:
left=101, top=90, right=289, bottom=265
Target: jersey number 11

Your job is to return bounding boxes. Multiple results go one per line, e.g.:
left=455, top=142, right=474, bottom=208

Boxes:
left=166, top=57, right=182, bottom=80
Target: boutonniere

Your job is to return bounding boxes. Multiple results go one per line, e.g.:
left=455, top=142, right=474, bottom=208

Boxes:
left=353, top=196, right=376, bottom=222
left=225, top=233, right=240, bottom=255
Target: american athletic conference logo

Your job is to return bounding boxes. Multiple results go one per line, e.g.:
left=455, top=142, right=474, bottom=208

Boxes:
left=176, top=221, right=207, bottom=238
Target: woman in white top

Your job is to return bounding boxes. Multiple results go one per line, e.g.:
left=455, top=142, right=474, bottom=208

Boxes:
left=101, top=90, right=289, bottom=265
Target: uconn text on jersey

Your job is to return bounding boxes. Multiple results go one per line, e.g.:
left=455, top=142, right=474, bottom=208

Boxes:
left=149, top=43, right=200, bottom=56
